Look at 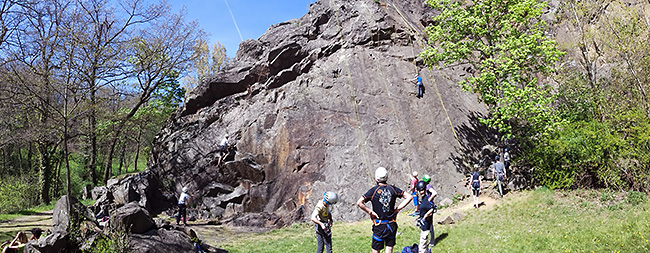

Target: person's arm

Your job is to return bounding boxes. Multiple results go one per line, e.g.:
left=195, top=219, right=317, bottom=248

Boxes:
left=311, top=205, right=327, bottom=229
left=428, top=189, right=437, bottom=202
left=394, top=191, right=413, bottom=214
left=356, top=196, right=378, bottom=220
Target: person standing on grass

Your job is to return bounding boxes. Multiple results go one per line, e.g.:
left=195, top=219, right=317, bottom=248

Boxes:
left=469, top=165, right=481, bottom=208
left=357, top=167, right=412, bottom=253
left=415, top=181, right=436, bottom=252
left=493, top=155, right=507, bottom=197
left=409, top=171, right=419, bottom=215
left=311, top=191, right=339, bottom=253
left=177, top=187, right=190, bottom=225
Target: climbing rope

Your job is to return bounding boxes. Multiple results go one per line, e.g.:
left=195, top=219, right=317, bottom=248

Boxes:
left=390, top=1, right=463, bottom=149
left=359, top=3, right=415, bottom=175
left=329, top=0, right=374, bottom=186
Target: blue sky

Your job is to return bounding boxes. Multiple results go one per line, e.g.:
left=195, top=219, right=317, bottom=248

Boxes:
left=170, top=0, right=316, bottom=57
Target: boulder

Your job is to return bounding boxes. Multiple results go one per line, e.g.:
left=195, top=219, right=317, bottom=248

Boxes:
left=24, top=231, right=69, bottom=253
left=437, top=215, right=454, bottom=225
left=508, top=174, right=528, bottom=191
left=52, top=195, right=95, bottom=233
left=91, top=186, right=108, bottom=200
left=439, top=198, right=453, bottom=207
left=111, top=202, right=156, bottom=234
left=452, top=212, right=465, bottom=222
left=128, top=228, right=195, bottom=253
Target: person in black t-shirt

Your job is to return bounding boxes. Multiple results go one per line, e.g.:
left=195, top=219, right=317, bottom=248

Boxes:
left=356, top=167, right=412, bottom=253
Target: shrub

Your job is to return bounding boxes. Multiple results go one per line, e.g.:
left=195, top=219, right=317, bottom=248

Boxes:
left=0, top=175, right=40, bottom=214
left=626, top=191, right=647, bottom=206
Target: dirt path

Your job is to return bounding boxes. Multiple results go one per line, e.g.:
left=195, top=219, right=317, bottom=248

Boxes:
left=0, top=210, right=52, bottom=242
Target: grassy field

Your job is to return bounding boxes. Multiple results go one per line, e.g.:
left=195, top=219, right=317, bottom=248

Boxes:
left=219, top=188, right=650, bottom=252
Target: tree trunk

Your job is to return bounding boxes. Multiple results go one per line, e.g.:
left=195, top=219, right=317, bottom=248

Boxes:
left=118, top=142, right=126, bottom=175
left=37, top=143, right=54, bottom=205
left=88, top=89, right=98, bottom=186
left=134, top=128, right=142, bottom=172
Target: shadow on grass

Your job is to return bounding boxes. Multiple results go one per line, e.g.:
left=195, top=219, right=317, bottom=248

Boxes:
left=435, top=232, right=448, bottom=245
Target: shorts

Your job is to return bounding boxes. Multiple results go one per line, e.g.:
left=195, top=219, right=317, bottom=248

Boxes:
left=371, top=222, right=398, bottom=250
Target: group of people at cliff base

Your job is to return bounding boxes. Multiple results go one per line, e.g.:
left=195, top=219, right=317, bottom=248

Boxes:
left=310, top=148, right=511, bottom=253
left=311, top=167, right=437, bottom=253
left=1, top=228, right=43, bottom=253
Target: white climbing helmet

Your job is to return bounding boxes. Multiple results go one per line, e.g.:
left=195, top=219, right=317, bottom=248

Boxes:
left=375, top=167, right=388, bottom=182
left=323, top=191, right=339, bottom=205
left=182, top=187, right=188, bottom=193
left=412, top=171, right=418, bottom=177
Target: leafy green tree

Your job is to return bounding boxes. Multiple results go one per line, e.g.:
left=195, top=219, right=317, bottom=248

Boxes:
left=421, top=0, right=565, bottom=140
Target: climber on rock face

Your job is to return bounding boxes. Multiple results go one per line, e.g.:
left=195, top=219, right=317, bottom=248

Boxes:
left=217, top=133, right=230, bottom=166
left=414, top=74, right=424, bottom=98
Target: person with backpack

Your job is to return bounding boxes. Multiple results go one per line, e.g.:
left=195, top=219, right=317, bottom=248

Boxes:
left=469, top=165, right=481, bottom=208
left=493, top=155, right=507, bottom=197
left=408, top=171, right=419, bottom=216
left=357, top=167, right=412, bottom=253
left=415, top=181, right=436, bottom=252
left=311, top=191, right=339, bottom=253
left=177, top=187, right=191, bottom=226
left=421, top=174, right=438, bottom=203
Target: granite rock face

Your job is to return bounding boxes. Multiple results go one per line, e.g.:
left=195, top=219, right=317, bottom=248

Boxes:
left=143, top=0, right=488, bottom=227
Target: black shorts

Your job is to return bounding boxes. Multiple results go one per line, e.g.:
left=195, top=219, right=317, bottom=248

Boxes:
left=371, top=222, right=398, bottom=250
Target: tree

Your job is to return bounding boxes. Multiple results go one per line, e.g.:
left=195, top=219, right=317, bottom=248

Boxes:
left=182, top=39, right=229, bottom=91
left=421, top=0, right=565, bottom=140
left=101, top=8, right=203, bottom=184
left=70, top=0, right=167, bottom=186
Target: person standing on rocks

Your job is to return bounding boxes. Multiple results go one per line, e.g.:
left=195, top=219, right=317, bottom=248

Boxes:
left=356, top=167, right=412, bottom=253
left=177, top=187, right=190, bottom=226
left=415, top=181, right=436, bottom=252
left=409, top=171, right=419, bottom=216
left=311, top=191, right=339, bottom=253
left=493, top=155, right=507, bottom=197
left=469, top=165, right=481, bottom=208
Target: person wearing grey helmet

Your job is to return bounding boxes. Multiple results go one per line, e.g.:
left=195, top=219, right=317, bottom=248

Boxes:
left=312, top=191, right=338, bottom=253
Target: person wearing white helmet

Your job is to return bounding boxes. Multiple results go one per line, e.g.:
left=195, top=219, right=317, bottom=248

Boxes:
left=311, top=191, right=339, bottom=253
left=356, top=167, right=412, bottom=253
left=177, top=186, right=191, bottom=226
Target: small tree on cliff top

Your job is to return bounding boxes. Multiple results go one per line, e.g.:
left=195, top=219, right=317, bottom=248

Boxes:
left=421, top=0, right=565, bottom=140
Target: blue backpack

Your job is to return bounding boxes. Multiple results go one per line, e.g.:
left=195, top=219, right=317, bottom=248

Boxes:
left=401, top=243, right=418, bottom=253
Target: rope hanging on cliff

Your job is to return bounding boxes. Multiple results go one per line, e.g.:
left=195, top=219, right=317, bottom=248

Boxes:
left=390, top=2, right=463, bottom=149
left=330, top=0, right=374, bottom=186
left=359, top=4, right=415, bottom=176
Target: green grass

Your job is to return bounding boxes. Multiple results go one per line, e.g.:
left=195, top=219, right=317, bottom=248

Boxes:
left=0, top=199, right=95, bottom=222
left=219, top=189, right=650, bottom=252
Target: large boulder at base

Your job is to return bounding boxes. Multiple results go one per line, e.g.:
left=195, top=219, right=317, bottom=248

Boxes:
left=24, top=231, right=69, bottom=253
left=52, top=195, right=95, bottom=233
left=508, top=174, right=528, bottom=191
left=128, top=229, right=195, bottom=253
left=111, top=202, right=156, bottom=234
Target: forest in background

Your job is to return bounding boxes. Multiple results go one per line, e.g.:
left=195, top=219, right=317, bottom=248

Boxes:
left=0, top=0, right=227, bottom=214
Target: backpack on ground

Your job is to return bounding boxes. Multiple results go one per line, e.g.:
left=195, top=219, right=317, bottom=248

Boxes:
left=401, top=243, right=419, bottom=253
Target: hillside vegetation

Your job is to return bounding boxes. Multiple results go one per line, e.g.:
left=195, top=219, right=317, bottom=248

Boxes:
left=219, top=188, right=649, bottom=252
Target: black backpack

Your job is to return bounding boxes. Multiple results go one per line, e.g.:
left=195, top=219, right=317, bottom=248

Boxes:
left=471, top=171, right=480, bottom=189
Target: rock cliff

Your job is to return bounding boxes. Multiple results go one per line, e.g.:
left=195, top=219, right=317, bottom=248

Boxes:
left=145, top=0, right=489, bottom=227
